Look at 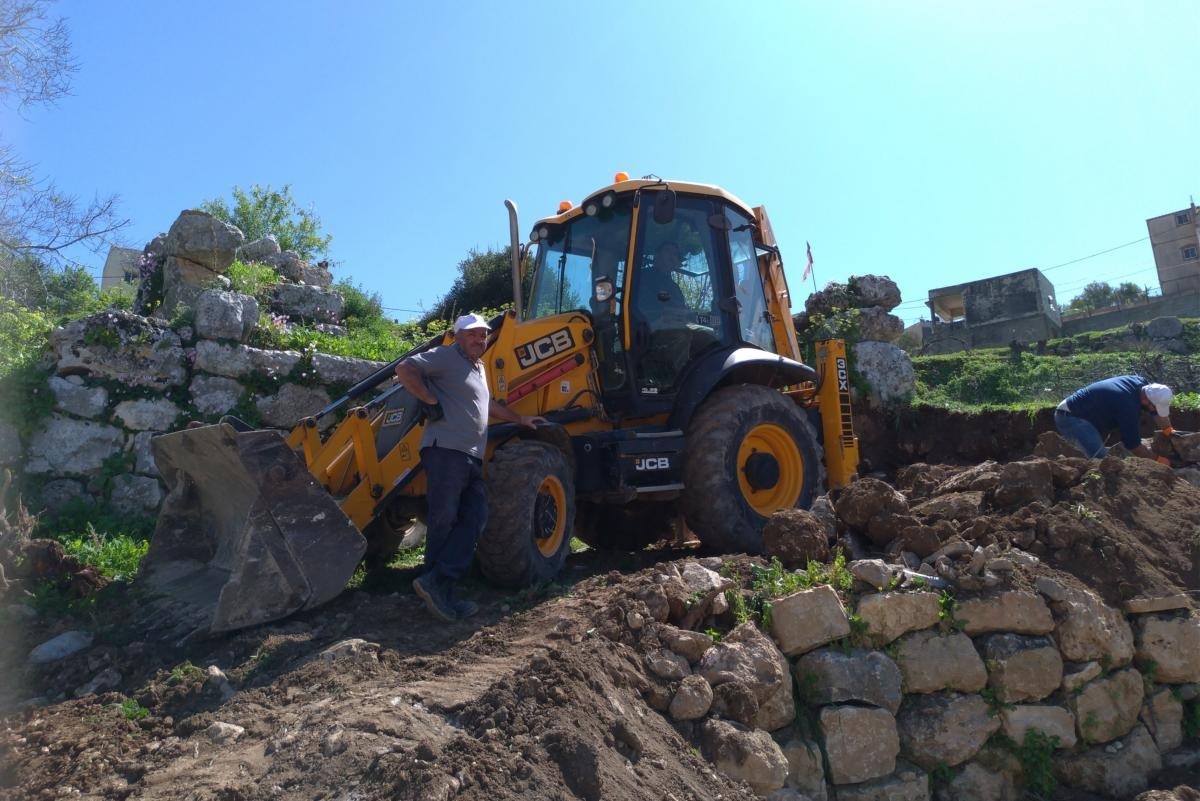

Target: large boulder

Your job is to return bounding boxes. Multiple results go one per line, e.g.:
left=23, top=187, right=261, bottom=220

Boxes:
left=26, top=416, right=125, bottom=475
left=164, top=209, right=244, bottom=273
left=852, top=341, right=915, bottom=408
left=794, top=647, right=903, bottom=713
left=1069, top=668, right=1144, bottom=744
left=851, top=275, right=902, bottom=311
left=1135, top=612, right=1200, bottom=683
left=52, top=312, right=187, bottom=389
left=255, top=384, right=331, bottom=428
left=762, top=508, right=829, bottom=567
left=268, top=283, right=344, bottom=324
left=819, top=705, right=899, bottom=784
left=236, top=235, right=281, bottom=263
left=194, top=289, right=259, bottom=342
left=896, top=692, right=1000, bottom=769
left=48, top=376, right=108, bottom=419
left=699, top=718, right=789, bottom=797
left=856, top=306, right=903, bottom=343
left=894, top=630, right=987, bottom=694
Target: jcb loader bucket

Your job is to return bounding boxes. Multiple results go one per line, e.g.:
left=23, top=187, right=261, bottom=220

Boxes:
left=137, top=422, right=366, bottom=637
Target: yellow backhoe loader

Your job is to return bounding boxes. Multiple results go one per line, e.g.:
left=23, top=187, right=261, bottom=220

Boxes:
left=137, top=175, right=860, bottom=637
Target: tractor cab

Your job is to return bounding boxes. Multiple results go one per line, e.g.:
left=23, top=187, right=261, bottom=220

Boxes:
left=525, top=177, right=782, bottom=417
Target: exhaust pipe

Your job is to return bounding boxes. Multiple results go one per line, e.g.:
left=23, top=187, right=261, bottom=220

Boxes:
left=505, top=199, right=523, bottom=320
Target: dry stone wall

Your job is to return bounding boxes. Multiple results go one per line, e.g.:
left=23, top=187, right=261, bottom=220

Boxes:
left=7, top=208, right=381, bottom=518
left=15, top=307, right=381, bottom=518
left=615, top=557, right=1200, bottom=800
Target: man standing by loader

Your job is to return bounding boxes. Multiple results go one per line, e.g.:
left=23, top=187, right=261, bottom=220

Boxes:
left=394, top=313, right=546, bottom=622
left=1054, top=375, right=1175, bottom=462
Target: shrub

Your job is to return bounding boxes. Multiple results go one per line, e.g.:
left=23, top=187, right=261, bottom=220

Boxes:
left=59, top=525, right=149, bottom=581
left=225, top=260, right=279, bottom=299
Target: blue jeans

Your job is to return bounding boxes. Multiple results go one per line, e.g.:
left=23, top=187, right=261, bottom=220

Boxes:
left=1054, top=410, right=1106, bottom=458
left=421, top=446, right=487, bottom=583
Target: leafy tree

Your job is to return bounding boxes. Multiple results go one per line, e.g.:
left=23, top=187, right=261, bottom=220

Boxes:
left=1067, top=281, right=1115, bottom=313
left=334, top=279, right=384, bottom=324
left=1114, top=281, right=1144, bottom=307
left=201, top=184, right=332, bottom=262
left=422, top=247, right=519, bottom=325
left=0, top=252, right=50, bottom=307
left=0, top=0, right=128, bottom=265
left=0, top=251, right=119, bottom=320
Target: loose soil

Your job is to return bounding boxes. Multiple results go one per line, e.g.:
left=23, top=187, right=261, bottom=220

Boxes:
left=2, top=410, right=1199, bottom=801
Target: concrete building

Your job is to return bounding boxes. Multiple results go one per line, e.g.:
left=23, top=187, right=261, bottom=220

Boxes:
left=1147, top=203, right=1200, bottom=295
left=100, top=246, right=141, bottom=290
left=921, top=268, right=1061, bottom=355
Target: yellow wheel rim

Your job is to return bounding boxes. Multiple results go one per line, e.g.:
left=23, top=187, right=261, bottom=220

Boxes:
left=736, top=423, right=804, bottom=516
left=533, top=475, right=567, bottom=557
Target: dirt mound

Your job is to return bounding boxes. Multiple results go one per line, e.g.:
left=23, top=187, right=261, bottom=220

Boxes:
left=884, top=443, right=1200, bottom=606
left=1, top=554, right=756, bottom=801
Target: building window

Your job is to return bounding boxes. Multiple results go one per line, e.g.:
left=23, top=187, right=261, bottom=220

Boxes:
left=1183, top=245, right=1199, bottom=261
left=1177, top=212, right=1191, bottom=226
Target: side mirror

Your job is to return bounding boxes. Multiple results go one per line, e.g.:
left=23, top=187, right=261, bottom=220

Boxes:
left=653, top=190, right=676, bottom=225
left=708, top=213, right=731, bottom=231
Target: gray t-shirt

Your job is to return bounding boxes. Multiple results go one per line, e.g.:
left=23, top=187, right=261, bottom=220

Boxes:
left=404, top=343, right=490, bottom=458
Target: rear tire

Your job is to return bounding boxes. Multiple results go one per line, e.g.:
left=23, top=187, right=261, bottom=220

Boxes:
left=477, top=441, right=575, bottom=588
left=682, top=385, right=823, bottom=554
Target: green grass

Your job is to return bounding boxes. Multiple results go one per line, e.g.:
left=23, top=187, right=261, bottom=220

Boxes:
left=387, top=544, right=425, bottom=570
left=911, top=349, right=1200, bottom=411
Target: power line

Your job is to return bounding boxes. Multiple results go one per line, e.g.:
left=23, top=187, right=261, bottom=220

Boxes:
left=1037, top=236, right=1149, bottom=272
left=887, top=240, right=1157, bottom=311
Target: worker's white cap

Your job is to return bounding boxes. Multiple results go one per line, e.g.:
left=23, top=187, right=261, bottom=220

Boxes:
left=1144, top=383, right=1174, bottom=417
left=453, top=312, right=491, bottom=333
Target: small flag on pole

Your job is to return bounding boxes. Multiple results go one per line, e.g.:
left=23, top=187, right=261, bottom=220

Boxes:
left=802, top=241, right=813, bottom=281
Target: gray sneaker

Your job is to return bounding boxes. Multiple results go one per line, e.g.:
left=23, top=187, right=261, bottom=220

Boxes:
left=412, top=574, right=457, bottom=623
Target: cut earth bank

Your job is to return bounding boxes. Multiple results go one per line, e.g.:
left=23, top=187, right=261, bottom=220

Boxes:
left=3, top=433, right=1200, bottom=801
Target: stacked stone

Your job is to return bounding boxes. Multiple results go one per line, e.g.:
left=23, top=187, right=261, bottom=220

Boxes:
left=9, top=309, right=380, bottom=518
left=145, top=209, right=342, bottom=326
left=795, top=274, right=915, bottom=409
left=621, top=558, right=1200, bottom=800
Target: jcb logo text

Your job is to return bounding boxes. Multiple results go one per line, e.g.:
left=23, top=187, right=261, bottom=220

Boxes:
left=516, top=327, right=575, bottom=369
left=635, top=457, right=671, bottom=471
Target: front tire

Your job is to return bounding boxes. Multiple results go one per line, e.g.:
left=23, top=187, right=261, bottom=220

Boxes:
left=682, top=385, right=823, bottom=554
left=477, top=441, right=575, bottom=587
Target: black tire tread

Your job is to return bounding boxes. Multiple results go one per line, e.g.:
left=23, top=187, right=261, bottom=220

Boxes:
left=682, top=384, right=823, bottom=554
left=477, top=440, right=574, bottom=588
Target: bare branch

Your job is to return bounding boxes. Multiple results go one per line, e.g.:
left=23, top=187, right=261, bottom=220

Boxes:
left=0, top=0, right=77, bottom=110
left=0, top=3, right=126, bottom=263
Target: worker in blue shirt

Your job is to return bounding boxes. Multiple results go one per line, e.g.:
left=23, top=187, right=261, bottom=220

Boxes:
left=1054, top=375, right=1175, bottom=461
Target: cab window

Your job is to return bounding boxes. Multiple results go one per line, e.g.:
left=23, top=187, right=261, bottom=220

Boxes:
left=726, top=207, right=776, bottom=351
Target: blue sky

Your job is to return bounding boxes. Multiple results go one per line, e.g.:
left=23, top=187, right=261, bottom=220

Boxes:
left=6, top=1, right=1198, bottom=326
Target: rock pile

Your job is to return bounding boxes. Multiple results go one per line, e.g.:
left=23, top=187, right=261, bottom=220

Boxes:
left=794, top=274, right=915, bottom=408
left=138, top=209, right=342, bottom=326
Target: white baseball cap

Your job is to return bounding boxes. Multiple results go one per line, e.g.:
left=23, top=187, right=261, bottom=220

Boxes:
left=453, top=312, right=491, bottom=333
left=1143, top=383, right=1173, bottom=417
